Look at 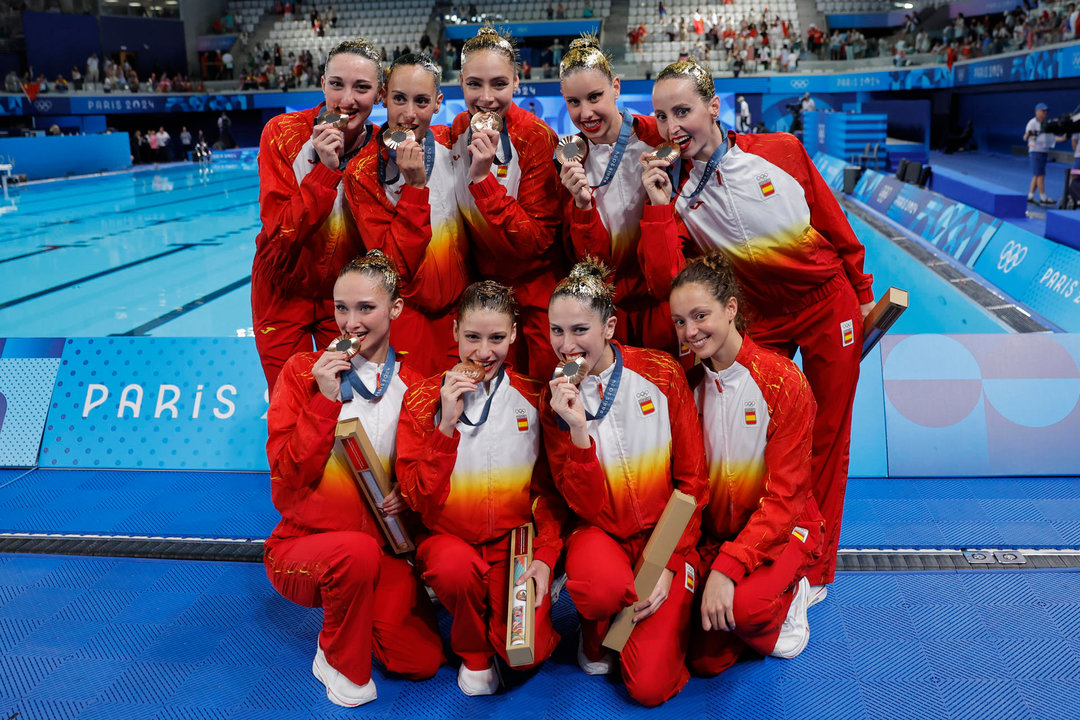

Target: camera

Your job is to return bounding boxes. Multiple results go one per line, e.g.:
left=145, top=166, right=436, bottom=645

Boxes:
left=785, top=101, right=802, bottom=113
left=1043, top=112, right=1080, bottom=136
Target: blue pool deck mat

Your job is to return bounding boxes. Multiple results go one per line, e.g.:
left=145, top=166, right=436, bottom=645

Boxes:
left=2, top=469, right=1079, bottom=550
left=2, top=552, right=1079, bottom=720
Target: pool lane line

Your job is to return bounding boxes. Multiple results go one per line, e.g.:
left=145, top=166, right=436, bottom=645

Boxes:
left=0, top=244, right=86, bottom=265
left=0, top=243, right=203, bottom=310
left=117, top=275, right=253, bottom=336
left=0, top=180, right=261, bottom=244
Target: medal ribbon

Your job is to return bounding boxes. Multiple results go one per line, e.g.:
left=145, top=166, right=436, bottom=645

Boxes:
left=670, top=124, right=727, bottom=200
left=378, top=128, right=436, bottom=187
left=591, top=109, right=635, bottom=189
left=340, top=346, right=396, bottom=403
left=447, top=365, right=505, bottom=427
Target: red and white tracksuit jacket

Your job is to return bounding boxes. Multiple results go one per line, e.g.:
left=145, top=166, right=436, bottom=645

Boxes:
left=687, top=335, right=825, bottom=674
left=542, top=344, right=708, bottom=706
left=395, top=366, right=567, bottom=671
left=263, top=350, right=445, bottom=686
left=639, top=131, right=874, bottom=585
left=344, top=125, right=470, bottom=378
left=451, top=103, right=566, bottom=379
left=563, top=114, right=677, bottom=351
left=252, top=104, right=368, bottom=390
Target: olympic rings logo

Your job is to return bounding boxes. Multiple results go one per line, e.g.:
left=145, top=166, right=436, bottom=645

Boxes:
left=790, top=79, right=809, bottom=89
left=997, top=240, right=1028, bottom=273
left=33, top=100, right=52, bottom=112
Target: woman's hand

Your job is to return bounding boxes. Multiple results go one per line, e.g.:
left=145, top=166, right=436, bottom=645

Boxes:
left=700, top=569, right=736, bottom=632
left=312, top=121, right=345, bottom=170
left=313, top=350, right=350, bottom=401
left=860, top=300, right=875, bottom=321
left=548, top=376, right=592, bottom=448
left=559, top=159, right=593, bottom=209
left=633, top=567, right=674, bottom=623
left=639, top=150, right=674, bottom=205
left=396, top=136, right=427, bottom=189
left=467, top=127, right=500, bottom=183
left=438, top=369, right=478, bottom=436
left=380, top=484, right=407, bottom=516
left=517, top=558, right=552, bottom=600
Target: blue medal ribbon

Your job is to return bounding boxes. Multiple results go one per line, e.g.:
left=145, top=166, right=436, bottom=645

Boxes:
left=445, top=365, right=505, bottom=427
left=378, top=128, right=436, bottom=187
left=340, top=346, right=396, bottom=403
left=670, top=125, right=727, bottom=200
left=592, top=109, right=635, bottom=189
left=554, top=344, right=623, bottom=429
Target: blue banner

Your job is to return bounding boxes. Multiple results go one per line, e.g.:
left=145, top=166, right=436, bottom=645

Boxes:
left=1017, top=245, right=1080, bottom=332
left=887, top=185, right=1001, bottom=266
left=39, top=338, right=270, bottom=471
left=0, top=339, right=64, bottom=467
left=854, top=169, right=906, bottom=215
left=972, top=222, right=1060, bottom=303
left=812, top=151, right=849, bottom=191
left=444, top=20, right=600, bottom=39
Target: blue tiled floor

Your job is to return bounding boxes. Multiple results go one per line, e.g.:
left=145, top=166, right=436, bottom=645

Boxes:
left=3, top=470, right=1078, bottom=549
left=2, top=553, right=1079, bottom=720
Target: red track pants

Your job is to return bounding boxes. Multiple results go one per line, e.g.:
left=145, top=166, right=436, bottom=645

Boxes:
left=565, top=526, right=692, bottom=707
left=264, top=530, right=445, bottom=686
left=687, top=532, right=807, bottom=676
left=416, top=532, right=559, bottom=672
left=751, top=275, right=861, bottom=585
left=252, top=289, right=339, bottom=392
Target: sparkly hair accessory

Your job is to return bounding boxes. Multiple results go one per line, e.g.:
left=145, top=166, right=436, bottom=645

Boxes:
left=657, top=59, right=715, bottom=100
left=560, top=33, right=614, bottom=80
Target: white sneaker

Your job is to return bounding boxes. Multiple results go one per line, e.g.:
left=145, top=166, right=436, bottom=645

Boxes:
left=457, top=663, right=499, bottom=696
left=313, top=645, right=377, bottom=707
left=770, top=577, right=810, bottom=659
left=576, top=634, right=614, bottom=675
left=807, top=584, right=828, bottom=609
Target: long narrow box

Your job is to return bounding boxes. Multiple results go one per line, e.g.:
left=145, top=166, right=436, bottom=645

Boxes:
left=602, top=490, right=697, bottom=652
left=505, top=523, right=536, bottom=667
left=333, top=418, right=415, bottom=554
left=862, top=286, right=909, bottom=360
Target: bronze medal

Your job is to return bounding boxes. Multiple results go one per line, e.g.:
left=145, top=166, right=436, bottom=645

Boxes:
left=330, top=333, right=363, bottom=359
left=317, top=109, right=351, bottom=129
left=382, top=125, right=415, bottom=150
left=470, top=111, right=503, bottom=133
left=556, top=134, right=588, bottom=164
left=555, top=358, right=587, bottom=384
left=648, top=141, right=681, bottom=164
left=451, top=360, right=486, bottom=381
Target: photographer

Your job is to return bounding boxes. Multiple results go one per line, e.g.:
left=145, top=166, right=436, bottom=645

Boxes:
left=786, top=100, right=804, bottom=135
left=1024, top=102, right=1065, bottom=205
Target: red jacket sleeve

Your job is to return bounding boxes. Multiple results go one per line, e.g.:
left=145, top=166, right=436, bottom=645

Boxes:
left=663, top=362, right=709, bottom=572
left=344, top=146, right=432, bottom=285
left=540, top=406, right=610, bottom=521
left=711, top=363, right=817, bottom=583
left=395, top=380, right=459, bottom=518
left=566, top=198, right=615, bottom=265
left=467, top=107, right=561, bottom=260
left=265, top=351, right=341, bottom=495
left=255, top=112, right=343, bottom=283
left=743, top=132, right=875, bottom=305
left=529, top=427, right=569, bottom=571
left=638, top=203, right=692, bottom=299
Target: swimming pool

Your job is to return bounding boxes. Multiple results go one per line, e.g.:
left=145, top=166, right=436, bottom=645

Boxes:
left=0, top=160, right=1009, bottom=340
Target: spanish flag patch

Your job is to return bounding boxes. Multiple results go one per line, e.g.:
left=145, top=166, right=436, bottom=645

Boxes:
left=496, top=165, right=508, bottom=178
left=757, top=172, right=775, bottom=198
left=792, top=526, right=808, bottom=543
left=637, top=391, right=656, bottom=416
left=516, top=409, right=529, bottom=432
left=744, top=402, right=757, bottom=426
